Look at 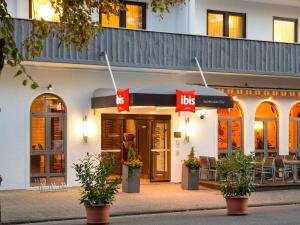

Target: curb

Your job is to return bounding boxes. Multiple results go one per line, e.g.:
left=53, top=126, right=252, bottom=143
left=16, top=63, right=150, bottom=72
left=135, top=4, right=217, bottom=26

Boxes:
left=6, top=202, right=300, bottom=224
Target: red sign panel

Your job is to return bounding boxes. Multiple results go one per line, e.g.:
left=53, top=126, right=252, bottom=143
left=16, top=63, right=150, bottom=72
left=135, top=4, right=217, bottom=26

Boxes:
left=176, top=90, right=196, bottom=112
left=116, top=89, right=129, bottom=112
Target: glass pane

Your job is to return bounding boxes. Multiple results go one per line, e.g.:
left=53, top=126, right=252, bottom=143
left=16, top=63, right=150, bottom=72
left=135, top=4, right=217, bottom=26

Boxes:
left=255, top=121, right=264, bottom=149
left=31, top=117, right=46, bottom=150
left=31, top=155, right=46, bottom=174
left=255, top=102, right=278, bottom=118
left=126, top=4, right=143, bottom=29
left=289, top=121, right=297, bottom=152
left=228, top=15, right=244, bottom=38
left=290, top=103, right=300, bottom=118
left=152, top=122, right=167, bottom=149
left=32, top=0, right=59, bottom=21
left=208, top=13, right=224, bottom=36
left=45, top=95, right=65, bottom=113
left=30, top=176, right=46, bottom=186
left=232, top=120, right=241, bottom=151
left=274, top=19, right=296, bottom=43
left=101, top=13, right=120, bottom=27
left=50, top=154, right=65, bottom=173
left=218, top=120, right=228, bottom=151
left=51, top=117, right=64, bottom=151
left=31, top=95, right=44, bottom=113
left=267, top=121, right=277, bottom=150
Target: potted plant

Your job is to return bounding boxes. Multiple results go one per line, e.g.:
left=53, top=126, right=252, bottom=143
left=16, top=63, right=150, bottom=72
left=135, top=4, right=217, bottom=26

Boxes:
left=122, top=147, right=143, bottom=193
left=217, top=153, right=254, bottom=215
left=73, top=153, right=119, bottom=224
left=182, top=147, right=201, bottom=190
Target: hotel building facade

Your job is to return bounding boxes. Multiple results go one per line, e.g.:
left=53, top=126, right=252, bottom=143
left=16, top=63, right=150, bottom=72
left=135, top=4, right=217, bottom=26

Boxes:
left=1, top=0, right=300, bottom=190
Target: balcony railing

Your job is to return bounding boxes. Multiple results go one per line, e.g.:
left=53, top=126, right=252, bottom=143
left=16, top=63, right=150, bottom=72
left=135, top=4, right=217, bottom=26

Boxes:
left=13, top=18, right=300, bottom=77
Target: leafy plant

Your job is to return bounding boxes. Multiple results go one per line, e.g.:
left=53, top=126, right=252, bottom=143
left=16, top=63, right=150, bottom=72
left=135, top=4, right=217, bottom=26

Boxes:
left=73, top=153, right=120, bottom=206
left=217, top=153, right=254, bottom=198
left=124, top=147, right=143, bottom=169
left=184, top=147, right=200, bottom=170
left=0, top=0, right=186, bottom=88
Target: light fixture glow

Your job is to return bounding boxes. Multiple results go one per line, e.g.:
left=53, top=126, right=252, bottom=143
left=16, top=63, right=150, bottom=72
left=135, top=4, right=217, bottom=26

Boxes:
left=255, top=121, right=263, bottom=131
left=83, top=116, right=95, bottom=143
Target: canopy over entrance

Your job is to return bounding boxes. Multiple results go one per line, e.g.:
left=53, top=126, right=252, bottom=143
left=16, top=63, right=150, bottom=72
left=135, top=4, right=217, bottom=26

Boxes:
left=91, top=84, right=233, bottom=109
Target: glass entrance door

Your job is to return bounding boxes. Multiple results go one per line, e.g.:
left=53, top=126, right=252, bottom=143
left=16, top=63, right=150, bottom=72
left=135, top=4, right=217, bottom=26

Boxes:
left=151, top=120, right=171, bottom=181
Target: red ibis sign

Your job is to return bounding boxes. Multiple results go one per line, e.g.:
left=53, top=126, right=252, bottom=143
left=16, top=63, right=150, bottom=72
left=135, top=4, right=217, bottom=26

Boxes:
left=176, top=90, right=196, bottom=112
left=116, top=89, right=129, bottom=112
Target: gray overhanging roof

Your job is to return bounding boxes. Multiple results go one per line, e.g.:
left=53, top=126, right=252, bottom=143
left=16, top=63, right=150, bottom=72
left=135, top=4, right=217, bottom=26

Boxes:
left=91, top=84, right=233, bottom=109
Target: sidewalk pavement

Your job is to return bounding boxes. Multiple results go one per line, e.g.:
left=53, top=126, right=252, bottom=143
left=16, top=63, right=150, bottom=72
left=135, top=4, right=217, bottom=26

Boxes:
left=2, top=183, right=300, bottom=224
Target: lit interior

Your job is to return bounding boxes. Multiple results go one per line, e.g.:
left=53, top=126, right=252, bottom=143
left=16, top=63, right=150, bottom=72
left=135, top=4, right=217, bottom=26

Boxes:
left=208, top=13, right=224, bottom=37
left=289, top=103, right=300, bottom=152
left=255, top=102, right=278, bottom=151
left=31, top=0, right=59, bottom=22
left=218, top=102, right=242, bottom=154
left=30, top=94, right=66, bottom=186
left=126, top=4, right=143, bottom=29
left=228, top=15, right=244, bottom=38
left=274, top=19, right=296, bottom=43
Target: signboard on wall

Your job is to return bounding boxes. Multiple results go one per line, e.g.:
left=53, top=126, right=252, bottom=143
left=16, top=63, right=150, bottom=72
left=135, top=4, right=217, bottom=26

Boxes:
left=116, top=89, right=129, bottom=112
left=176, top=90, right=196, bottom=112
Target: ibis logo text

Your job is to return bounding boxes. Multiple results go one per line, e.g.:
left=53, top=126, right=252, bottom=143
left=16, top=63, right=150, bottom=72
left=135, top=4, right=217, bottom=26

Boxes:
left=176, top=90, right=196, bottom=112
left=116, top=89, right=129, bottom=112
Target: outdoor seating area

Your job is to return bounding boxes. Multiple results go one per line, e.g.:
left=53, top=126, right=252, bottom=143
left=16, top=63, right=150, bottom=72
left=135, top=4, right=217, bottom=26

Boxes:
left=199, top=155, right=300, bottom=187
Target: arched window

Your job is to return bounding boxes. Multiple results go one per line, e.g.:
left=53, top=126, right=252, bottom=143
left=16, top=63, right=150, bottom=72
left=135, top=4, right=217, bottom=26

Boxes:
left=255, top=102, right=278, bottom=157
left=30, top=94, right=66, bottom=186
left=289, top=103, right=300, bottom=156
left=218, top=102, right=243, bottom=157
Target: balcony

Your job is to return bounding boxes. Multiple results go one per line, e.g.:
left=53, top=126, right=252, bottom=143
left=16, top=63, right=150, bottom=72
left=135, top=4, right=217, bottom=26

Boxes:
left=13, top=18, right=300, bottom=77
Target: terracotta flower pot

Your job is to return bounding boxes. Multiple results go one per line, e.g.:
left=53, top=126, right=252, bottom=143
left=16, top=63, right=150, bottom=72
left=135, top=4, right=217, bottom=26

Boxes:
left=85, top=204, right=111, bottom=224
left=225, top=196, right=249, bottom=215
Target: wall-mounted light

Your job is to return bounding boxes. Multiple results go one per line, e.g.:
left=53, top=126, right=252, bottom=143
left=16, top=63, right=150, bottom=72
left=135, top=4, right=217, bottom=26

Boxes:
left=196, top=109, right=207, bottom=120
left=83, top=116, right=88, bottom=143
left=184, top=117, right=190, bottom=143
left=233, top=95, right=237, bottom=101
left=47, top=84, right=53, bottom=90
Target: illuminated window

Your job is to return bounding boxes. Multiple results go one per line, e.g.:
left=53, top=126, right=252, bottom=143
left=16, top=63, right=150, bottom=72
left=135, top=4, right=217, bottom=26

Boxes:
left=255, top=102, right=278, bottom=157
left=289, top=103, right=300, bottom=155
left=101, top=2, right=146, bottom=29
left=208, top=10, right=245, bottom=38
left=274, top=17, right=297, bottom=43
left=218, top=102, right=243, bottom=157
left=30, top=94, right=66, bottom=186
left=30, top=0, right=59, bottom=22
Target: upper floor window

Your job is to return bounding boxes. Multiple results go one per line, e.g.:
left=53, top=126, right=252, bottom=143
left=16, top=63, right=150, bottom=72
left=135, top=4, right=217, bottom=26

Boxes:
left=101, top=2, right=146, bottom=29
left=30, top=0, right=59, bottom=22
left=207, top=10, right=246, bottom=38
left=273, top=17, right=297, bottom=43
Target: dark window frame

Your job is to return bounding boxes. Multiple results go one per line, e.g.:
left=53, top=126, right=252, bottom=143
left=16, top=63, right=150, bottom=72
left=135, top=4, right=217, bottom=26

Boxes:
left=100, top=1, right=147, bottom=30
left=207, top=10, right=246, bottom=38
left=273, top=16, right=298, bottom=43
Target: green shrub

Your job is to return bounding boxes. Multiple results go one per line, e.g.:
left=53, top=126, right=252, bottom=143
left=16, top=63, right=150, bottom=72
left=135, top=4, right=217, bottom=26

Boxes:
left=124, top=147, right=143, bottom=169
left=73, top=153, right=120, bottom=206
left=217, top=153, right=254, bottom=198
left=184, top=147, right=201, bottom=170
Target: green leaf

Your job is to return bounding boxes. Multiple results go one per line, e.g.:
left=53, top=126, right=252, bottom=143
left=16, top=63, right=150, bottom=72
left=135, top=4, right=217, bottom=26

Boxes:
left=31, top=81, right=39, bottom=89
left=22, top=79, right=28, bottom=86
left=14, top=70, right=22, bottom=77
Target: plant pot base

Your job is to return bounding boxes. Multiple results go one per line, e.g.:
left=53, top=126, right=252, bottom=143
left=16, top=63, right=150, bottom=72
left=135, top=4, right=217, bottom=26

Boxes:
left=86, top=204, right=110, bottom=224
left=226, top=197, right=249, bottom=216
